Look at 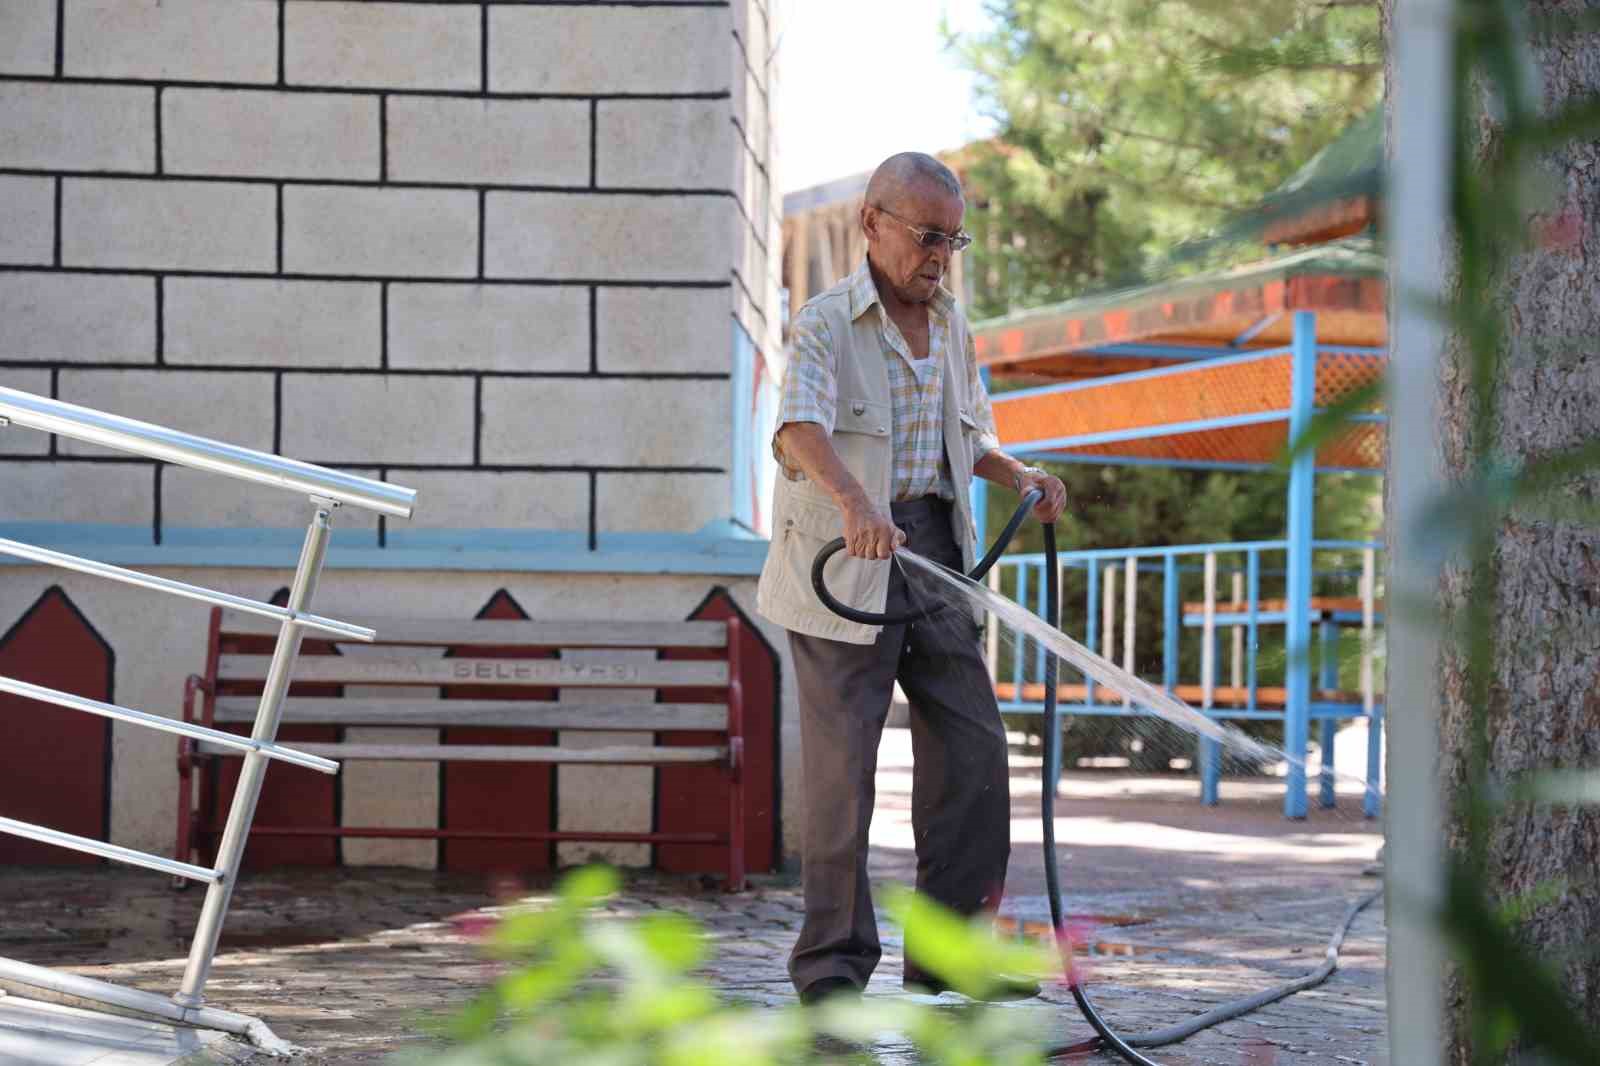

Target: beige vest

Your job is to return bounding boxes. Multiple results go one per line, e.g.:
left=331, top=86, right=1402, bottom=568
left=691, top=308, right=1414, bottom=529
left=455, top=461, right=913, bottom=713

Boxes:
left=756, top=280, right=988, bottom=645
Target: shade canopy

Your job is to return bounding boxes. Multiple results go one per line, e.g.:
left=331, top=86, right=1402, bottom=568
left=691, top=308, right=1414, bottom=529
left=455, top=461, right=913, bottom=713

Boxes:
left=973, top=241, right=1386, bottom=473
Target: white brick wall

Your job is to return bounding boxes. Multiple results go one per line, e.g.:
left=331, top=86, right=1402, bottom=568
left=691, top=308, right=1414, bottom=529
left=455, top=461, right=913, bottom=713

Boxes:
left=0, top=177, right=54, bottom=266
left=0, top=0, right=57, bottom=76
left=283, top=186, right=478, bottom=278
left=0, top=273, right=155, bottom=363
left=480, top=378, right=730, bottom=468
left=0, top=0, right=790, bottom=875
left=393, top=471, right=589, bottom=533
left=280, top=374, right=475, bottom=464
left=489, top=7, right=730, bottom=95
left=0, top=461, right=154, bottom=525
left=596, top=288, right=731, bottom=374
left=597, top=100, right=733, bottom=190
left=163, top=90, right=379, bottom=181
left=65, top=0, right=278, bottom=84
left=597, top=472, right=728, bottom=534
left=388, top=285, right=587, bottom=373
left=62, top=179, right=275, bottom=272
left=486, top=194, right=733, bottom=282
left=387, top=98, right=589, bottom=187
left=0, top=83, right=154, bottom=172
left=58, top=369, right=275, bottom=456
left=165, top=279, right=380, bottom=367
left=285, top=2, right=480, bottom=92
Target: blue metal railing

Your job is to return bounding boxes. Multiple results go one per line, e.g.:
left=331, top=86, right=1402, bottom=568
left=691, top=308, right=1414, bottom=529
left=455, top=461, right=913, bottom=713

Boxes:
left=986, top=538, right=1384, bottom=816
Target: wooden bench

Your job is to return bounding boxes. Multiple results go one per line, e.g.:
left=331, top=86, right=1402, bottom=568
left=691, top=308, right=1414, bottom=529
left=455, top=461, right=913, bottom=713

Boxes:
left=176, top=605, right=757, bottom=890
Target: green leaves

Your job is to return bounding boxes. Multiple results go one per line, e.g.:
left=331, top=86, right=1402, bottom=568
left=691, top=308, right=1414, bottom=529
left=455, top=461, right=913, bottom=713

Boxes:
left=1275, top=376, right=1386, bottom=469
left=422, top=868, right=1054, bottom=1066
left=953, top=0, right=1380, bottom=320
left=884, top=886, right=1056, bottom=1000
left=1438, top=860, right=1600, bottom=1065
left=1524, top=770, right=1600, bottom=807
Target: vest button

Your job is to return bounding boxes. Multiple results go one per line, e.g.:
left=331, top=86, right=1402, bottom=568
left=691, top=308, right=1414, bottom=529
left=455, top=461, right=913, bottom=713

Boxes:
left=851, top=402, right=866, bottom=416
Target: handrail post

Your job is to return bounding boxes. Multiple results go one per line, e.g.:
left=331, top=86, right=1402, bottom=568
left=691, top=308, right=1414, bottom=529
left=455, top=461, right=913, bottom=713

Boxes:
left=175, top=500, right=336, bottom=1006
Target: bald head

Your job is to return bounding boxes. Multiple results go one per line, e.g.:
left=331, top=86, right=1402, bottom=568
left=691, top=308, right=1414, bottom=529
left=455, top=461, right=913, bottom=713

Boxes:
left=864, top=152, right=963, bottom=212
left=859, top=152, right=966, bottom=308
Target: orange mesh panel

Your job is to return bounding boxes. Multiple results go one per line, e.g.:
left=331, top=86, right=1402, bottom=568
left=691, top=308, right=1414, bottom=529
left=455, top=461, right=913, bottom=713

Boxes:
left=994, top=350, right=1387, bottom=468
left=1315, top=352, right=1385, bottom=406
left=993, top=353, right=1294, bottom=446
left=1049, top=421, right=1384, bottom=469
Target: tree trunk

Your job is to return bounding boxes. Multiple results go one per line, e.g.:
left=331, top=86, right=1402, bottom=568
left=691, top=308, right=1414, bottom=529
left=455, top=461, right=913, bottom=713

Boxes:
left=1383, top=1, right=1600, bottom=1060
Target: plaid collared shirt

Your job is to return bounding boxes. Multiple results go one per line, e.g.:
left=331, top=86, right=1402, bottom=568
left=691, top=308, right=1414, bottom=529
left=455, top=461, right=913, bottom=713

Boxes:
left=777, top=259, right=1000, bottom=502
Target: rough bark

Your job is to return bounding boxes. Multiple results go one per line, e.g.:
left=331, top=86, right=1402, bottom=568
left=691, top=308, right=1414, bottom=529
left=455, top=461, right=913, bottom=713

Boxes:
left=1382, top=1, right=1600, bottom=1061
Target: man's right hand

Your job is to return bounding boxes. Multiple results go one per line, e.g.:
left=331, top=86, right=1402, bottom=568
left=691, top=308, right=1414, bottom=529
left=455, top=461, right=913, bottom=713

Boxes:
left=841, top=497, right=906, bottom=560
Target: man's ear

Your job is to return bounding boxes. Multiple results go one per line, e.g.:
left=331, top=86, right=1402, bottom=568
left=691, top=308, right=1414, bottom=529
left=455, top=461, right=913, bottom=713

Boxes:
left=859, top=204, right=878, bottom=241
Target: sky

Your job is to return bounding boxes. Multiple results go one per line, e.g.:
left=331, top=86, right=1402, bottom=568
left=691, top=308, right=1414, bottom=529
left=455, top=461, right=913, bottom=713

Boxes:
left=770, top=0, right=1000, bottom=197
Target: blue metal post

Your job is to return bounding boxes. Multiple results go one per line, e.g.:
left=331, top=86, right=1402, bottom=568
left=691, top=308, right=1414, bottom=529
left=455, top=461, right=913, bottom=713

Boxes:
left=1318, top=618, right=1338, bottom=809
left=1014, top=563, right=1030, bottom=702
left=973, top=367, right=991, bottom=543
left=1162, top=556, right=1178, bottom=693
left=1035, top=561, right=1047, bottom=687
left=1284, top=311, right=1317, bottom=818
left=1085, top=560, right=1098, bottom=707
left=1246, top=551, right=1261, bottom=710
left=1201, top=621, right=1223, bottom=805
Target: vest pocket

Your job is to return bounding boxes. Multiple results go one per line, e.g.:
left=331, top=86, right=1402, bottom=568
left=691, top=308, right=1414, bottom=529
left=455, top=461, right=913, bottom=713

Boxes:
left=831, top=397, right=892, bottom=502
left=779, top=496, right=888, bottom=615
left=835, top=398, right=890, bottom=436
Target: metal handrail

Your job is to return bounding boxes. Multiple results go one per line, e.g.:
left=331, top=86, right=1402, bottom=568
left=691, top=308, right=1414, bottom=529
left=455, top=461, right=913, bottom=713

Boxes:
left=0, top=538, right=375, bottom=641
left=0, top=385, right=419, bottom=1046
left=0, top=816, right=220, bottom=882
left=0, top=385, right=415, bottom=518
left=0, top=676, right=340, bottom=774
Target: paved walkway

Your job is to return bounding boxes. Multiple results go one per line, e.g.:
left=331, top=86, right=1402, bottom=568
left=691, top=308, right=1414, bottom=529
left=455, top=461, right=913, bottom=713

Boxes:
left=0, top=728, right=1387, bottom=1065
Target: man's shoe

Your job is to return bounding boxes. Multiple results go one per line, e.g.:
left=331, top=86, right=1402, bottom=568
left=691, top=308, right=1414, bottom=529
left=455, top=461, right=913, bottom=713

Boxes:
left=800, top=976, right=861, bottom=1007
left=903, top=974, right=1042, bottom=1001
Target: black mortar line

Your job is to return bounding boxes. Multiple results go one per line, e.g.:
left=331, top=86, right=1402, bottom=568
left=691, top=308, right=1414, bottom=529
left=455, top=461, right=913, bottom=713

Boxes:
left=152, top=463, right=163, bottom=545
left=589, top=286, right=598, bottom=373
left=588, top=471, right=598, bottom=551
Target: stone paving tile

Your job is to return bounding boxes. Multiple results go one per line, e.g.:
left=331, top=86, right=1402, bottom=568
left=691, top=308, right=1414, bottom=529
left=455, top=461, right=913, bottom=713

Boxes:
left=0, top=731, right=1388, bottom=1065
left=0, top=867, right=1384, bottom=1065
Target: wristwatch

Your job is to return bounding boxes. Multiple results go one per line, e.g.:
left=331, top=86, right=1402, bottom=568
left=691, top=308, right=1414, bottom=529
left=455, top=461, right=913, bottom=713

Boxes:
left=1014, top=465, right=1047, bottom=492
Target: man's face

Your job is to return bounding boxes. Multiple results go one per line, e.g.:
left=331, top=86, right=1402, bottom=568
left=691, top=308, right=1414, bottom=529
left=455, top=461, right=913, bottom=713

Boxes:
left=863, top=182, right=965, bottom=306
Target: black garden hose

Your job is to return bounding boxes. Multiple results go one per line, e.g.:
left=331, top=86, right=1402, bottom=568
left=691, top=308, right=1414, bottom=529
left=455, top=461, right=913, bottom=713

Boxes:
left=808, top=488, right=1043, bottom=626
left=810, top=489, right=1381, bottom=1065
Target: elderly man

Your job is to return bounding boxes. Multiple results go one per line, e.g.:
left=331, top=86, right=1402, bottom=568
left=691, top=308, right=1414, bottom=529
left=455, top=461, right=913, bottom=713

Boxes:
left=756, top=152, right=1067, bottom=1004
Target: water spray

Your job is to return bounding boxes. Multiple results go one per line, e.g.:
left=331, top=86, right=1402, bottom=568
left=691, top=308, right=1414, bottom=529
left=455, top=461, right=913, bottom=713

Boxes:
left=812, top=490, right=1380, bottom=1064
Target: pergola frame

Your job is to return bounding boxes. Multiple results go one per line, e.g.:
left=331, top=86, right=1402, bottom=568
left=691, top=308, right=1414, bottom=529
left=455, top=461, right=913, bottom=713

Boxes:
left=972, top=247, right=1388, bottom=818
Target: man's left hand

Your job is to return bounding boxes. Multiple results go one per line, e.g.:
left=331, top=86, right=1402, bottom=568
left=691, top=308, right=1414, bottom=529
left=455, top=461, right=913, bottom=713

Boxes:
left=1016, top=466, right=1068, bottom=524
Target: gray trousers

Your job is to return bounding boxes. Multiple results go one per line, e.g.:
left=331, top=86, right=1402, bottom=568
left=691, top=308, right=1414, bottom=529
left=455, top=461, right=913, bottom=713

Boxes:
left=787, top=495, right=1011, bottom=994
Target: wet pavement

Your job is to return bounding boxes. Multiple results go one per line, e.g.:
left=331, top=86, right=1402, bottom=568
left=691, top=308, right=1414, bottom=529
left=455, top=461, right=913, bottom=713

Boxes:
left=0, top=728, right=1388, bottom=1065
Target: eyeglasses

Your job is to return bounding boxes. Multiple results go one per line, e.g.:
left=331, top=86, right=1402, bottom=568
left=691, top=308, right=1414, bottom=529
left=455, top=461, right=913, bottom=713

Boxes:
left=873, top=205, right=973, bottom=253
